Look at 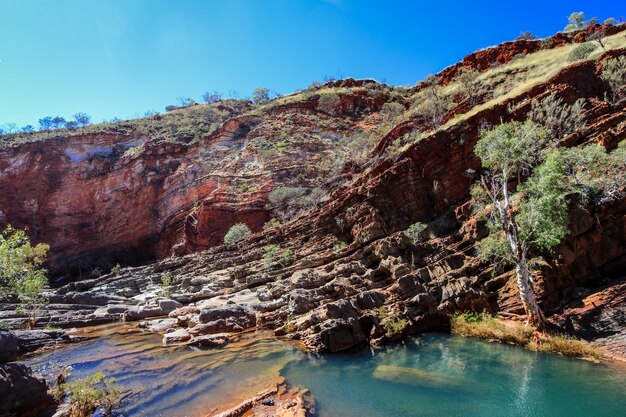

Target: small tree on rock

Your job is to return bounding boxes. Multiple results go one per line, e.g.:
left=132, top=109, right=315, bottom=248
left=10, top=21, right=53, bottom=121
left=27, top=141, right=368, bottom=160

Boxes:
left=202, top=91, right=222, bottom=104
left=73, top=113, right=91, bottom=128
left=252, top=87, right=271, bottom=104
left=0, top=226, right=50, bottom=329
left=474, top=121, right=626, bottom=330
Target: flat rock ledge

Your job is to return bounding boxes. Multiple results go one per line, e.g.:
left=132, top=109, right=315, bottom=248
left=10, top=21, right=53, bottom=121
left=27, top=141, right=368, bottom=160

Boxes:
left=210, top=381, right=314, bottom=417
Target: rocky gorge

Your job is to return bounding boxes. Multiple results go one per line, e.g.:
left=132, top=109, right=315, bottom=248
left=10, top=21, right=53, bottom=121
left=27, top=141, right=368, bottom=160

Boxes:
left=1, top=23, right=626, bottom=417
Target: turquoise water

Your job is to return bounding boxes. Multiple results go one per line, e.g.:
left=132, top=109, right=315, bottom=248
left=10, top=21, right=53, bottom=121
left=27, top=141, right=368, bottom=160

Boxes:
left=24, top=325, right=626, bottom=417
left=283, top=334, right=626, bottom=417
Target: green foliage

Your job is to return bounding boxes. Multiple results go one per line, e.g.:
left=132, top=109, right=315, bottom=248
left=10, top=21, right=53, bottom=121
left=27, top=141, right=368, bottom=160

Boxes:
left=332, top=241, right=347, bottom=254
left=564, top=12, right=598, bottom=32
left=374, top=306, right=409, bottom=336
left=317, top=92, right=341, bottom=114
left=379, top=101, right=405, bottom=121
left=223, top=223, right=252, bottom=245
left=516, top=32, right=538, bottom=41
left=517, top=149, right=570, bottom=251
left=456, top=68, right=481, bottom=105
left=110, top=264, right=122, bottom=276
left=160, top=272, right=173, bottom=288
left=567, top=43, right=597, bottom=62
left=600, top=56, right=626, bottom=106
left=477, top=232, right=514, bottom=267
left=0, top=226, right=49, bottom=329
left=604, top=17, right=616, bottom=26
left=529, top=92, right=585, bottom=142
left=262, top=244, right=293, bottom=269
left=560, top=142, right=626, bottom=204
left=475, top=121, right=549, bottom=176
left=202, top=90, right=221, bottom=104
left=263, top=218, right=282, bottom=230
left=252, top=87, right=271, bottom=104
left=404, top=222, right=427, bottom=245
left=0, top=226, right=48, bottom=294
left=452, top=312, right=601, bottom=358
left=414, top=76, right=452, bottom=130
left=345, top=132, right=376, bottom=166
left=61, top=371, right=121, bottom=417
left=268, top=186, right=324, bottom=222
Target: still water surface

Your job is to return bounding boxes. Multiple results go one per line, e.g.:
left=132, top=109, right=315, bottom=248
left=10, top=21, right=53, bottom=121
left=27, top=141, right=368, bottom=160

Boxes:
left=25, top=323, right=626, bottom=417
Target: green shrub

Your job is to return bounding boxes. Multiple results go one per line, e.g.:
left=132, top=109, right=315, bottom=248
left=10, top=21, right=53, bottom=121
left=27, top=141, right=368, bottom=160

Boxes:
left=379, top=101, right=405, bottom=121
left=529, top=92, right=585, bottom=141
left=456, top=68, right=481, bottom=105
left=601, top=56, right=626, bottom=106
left=268, top=186, right=324, bottom=222
left=110, top=264, right=122, bottom=276
left=414, top=76, right=452, bottom=130
left=404, top=222, right=427, bottom=244
left=333, top=241, right=347, bottom=254
left=160, top=272, right=173, bottom=288
left=262, top=244, right=293, bottom=269
left=567, top=43, right=597, bottom=62
left=252, top=87, right=270, bottom=104
left=374, top=306, right=409, bottom=336
left=345, top=132, right=376, bottom=166
left=263, top=218, right=282, bottom=230
left=451, top=312, right=601, bottom=359
left=60, top=371, right=121, bottom=417
left=223, top=223, right=251, bottom=245
left=317, top=92, right=341, bottom=114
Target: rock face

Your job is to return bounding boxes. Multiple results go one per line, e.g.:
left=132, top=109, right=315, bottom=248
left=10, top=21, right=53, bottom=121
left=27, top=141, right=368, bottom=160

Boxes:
left=0, top=90, right=383, bottom=276
left=0, top=27, right=625, bottom=359
left=0, top=363, right=56, bottom=417
left=553, top=279, right=626, bottom=360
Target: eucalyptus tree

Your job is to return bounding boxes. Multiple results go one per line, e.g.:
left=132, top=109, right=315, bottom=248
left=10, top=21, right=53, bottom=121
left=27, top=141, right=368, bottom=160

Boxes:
left=473, top=120, right=625, bottom=329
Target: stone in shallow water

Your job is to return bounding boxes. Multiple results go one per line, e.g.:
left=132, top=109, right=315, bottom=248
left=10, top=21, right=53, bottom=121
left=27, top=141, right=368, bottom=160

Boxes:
left=372, top=364, right=463, bottom=389
left=163, top=328, right=191, bottom=344
left=189, top=333, right=230, bottom=347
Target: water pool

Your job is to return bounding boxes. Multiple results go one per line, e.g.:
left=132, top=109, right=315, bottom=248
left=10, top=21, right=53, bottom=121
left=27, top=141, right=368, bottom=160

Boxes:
left=24, top=324, right=626, bottom=416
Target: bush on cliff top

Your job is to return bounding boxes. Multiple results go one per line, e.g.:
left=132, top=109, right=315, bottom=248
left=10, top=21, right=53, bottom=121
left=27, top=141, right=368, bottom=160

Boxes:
left=567, top=42, right=597, bottom=62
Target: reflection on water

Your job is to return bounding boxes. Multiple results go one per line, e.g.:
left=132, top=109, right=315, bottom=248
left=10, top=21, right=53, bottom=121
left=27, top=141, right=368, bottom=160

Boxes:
left=25, top=324, right=626, bottom=417
left=25, top=323, right=304, bottom=416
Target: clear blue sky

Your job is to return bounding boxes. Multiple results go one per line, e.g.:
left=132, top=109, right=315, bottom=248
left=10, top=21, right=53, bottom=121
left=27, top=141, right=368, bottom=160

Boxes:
left=0, top=1, right=622, bottom=127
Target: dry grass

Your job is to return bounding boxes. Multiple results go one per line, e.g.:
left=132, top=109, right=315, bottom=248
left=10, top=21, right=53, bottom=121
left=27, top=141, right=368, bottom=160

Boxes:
left=451, top=312, right=533, bottom=345
left=438, top=30, right=626, bottom=131
left=451, top=312, right=602, bottom=360
left=531, top=333, right=603, bottom=359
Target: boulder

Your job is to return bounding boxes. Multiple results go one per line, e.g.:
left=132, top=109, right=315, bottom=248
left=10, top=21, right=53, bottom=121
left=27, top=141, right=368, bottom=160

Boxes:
left=0, top=363, right=56, bottom=417
left=188, top=333, right=229, bottom=347
left=0, top=331, right=18, bottom=363
left=163, top=328, right=191, bottom=345
left=12, top=330, right=71, bottom=355
left=197, top=305, right=256, bottom=333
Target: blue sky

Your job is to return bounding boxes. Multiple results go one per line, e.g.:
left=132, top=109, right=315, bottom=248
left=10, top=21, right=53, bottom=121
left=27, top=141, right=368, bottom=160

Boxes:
left=0, top=1, right=622, bottom=127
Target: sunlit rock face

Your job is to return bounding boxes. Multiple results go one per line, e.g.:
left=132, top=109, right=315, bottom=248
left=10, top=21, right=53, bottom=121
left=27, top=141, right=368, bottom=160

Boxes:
left=0, top=94, right=383, bottom=275
left=1, top=27, right=625, bottom=358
